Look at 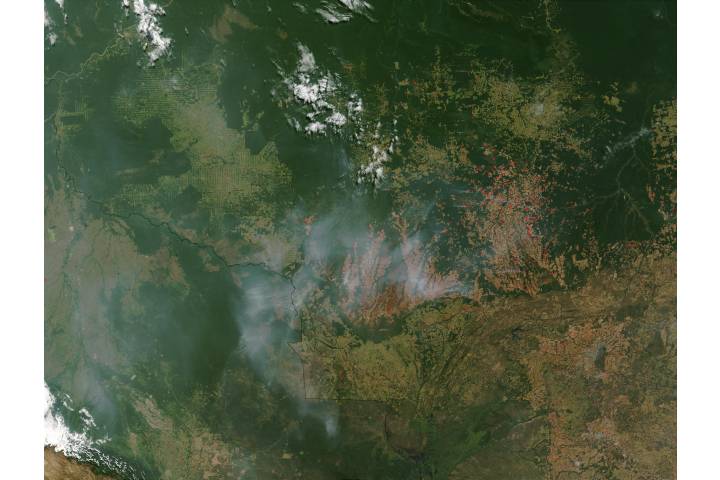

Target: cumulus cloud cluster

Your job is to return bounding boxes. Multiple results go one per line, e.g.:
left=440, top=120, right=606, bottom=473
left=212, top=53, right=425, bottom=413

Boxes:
left=122, top=0, right=172, bottom=64
left=276, top=44, right=400, bottom=186
left=44, top=0, right=67, bottom=46
left=278, top=44, right=363, bottom=136
left=316, top=0, right=376, bottom=24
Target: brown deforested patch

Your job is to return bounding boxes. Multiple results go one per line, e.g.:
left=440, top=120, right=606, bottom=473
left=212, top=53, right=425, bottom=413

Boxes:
left=464, top=162, right=565, bottom=296
left=210, top=5, right=258, bottom=43
left=337, top=222, right=460, bottom=327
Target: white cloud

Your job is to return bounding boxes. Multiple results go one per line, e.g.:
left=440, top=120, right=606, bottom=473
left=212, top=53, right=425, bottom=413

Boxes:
left=316, top=0, right=375, bottom=24
left=122, top=0, right=172, bottom=65
left=44, top=384, right=93, bottom=458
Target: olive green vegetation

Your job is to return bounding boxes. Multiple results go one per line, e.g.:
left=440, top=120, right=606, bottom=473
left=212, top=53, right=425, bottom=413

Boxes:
left=45, top=1, right=675, bottom=479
